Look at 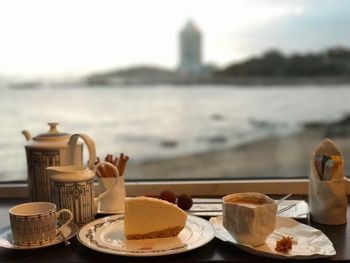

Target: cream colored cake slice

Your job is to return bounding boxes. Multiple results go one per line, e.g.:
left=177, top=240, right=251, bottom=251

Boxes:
left=124, top=196, right=187, bottom=239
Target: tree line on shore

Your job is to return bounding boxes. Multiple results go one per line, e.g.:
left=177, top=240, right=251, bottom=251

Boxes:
left=216, top=46, right=350, bottom=77
left=85, top=46, right=350, bottom=85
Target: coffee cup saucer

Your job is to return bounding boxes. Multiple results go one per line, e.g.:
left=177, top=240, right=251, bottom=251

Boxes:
left=97, top=208, right=124, bottom=215
left=0, top=222, right=78, bottom=249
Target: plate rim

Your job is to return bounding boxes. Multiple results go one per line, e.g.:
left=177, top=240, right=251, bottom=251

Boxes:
left=77, top=214, right=215, bottom=257
left=209, top=215, right=336, bottom=260
left=0, top=222, right=78, bottom=250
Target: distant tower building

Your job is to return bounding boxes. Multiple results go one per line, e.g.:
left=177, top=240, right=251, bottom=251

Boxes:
left=178, top=20, right=202, bottom=75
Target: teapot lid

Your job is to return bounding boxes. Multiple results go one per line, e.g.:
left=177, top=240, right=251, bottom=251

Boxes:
left=33, top=122, right=70, bottom=142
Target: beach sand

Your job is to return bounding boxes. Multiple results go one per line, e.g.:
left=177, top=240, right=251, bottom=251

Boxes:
left=126, top=126, right=350, bottom=180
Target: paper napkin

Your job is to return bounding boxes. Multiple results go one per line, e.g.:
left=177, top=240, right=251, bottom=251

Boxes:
left=309, top=138, right=347, bottom=225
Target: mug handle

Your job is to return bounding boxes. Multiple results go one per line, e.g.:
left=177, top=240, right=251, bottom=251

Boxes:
left=93, top=162, right=119, bottom=202
left=56, top=209, right=74, bottom=234
left=68, top=133, right=96, bottom=170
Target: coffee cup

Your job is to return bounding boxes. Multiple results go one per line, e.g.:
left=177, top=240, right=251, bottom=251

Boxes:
left=222, top=192, right=277, bottom=247
left=9, top=202, right=73, bottom=246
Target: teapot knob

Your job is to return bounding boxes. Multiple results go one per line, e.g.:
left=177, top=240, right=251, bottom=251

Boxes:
left=48, top=122, right=60, bottom=133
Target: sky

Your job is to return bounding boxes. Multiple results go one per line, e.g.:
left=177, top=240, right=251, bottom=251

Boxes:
left=0, top=0, right=349, bottom=79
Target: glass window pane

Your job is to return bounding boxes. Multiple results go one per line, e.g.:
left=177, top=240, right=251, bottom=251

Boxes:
left=1, top=1, right=350, bottom=183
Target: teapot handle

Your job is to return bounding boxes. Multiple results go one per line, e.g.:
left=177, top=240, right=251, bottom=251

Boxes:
left=68, top=133, right=96, bottom=170
left=93, top=162, right=119, bottom=202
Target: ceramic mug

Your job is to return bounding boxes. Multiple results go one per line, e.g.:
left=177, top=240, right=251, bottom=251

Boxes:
left=97, top=175, right=126, bottom=213
left=9, top=202, right=73, bottom=246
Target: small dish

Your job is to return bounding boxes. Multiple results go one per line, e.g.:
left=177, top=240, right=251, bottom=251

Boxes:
left=97, top=209, right=124, bottom=215
left=77, top=214, right=215, bottom=256
left=0, top=223, right=78, bottom=250
left=209, top=216, right=336, bottom=259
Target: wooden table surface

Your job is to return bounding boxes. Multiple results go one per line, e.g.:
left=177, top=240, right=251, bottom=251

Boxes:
left=0, top=198, right=349, bottom=263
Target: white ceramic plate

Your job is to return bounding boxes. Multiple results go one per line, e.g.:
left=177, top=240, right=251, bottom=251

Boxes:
left=209, top=216, right=336, bottom=260
left=0, top=223, right=78, bottom=250
left=77, top=214, right=215, bottom=256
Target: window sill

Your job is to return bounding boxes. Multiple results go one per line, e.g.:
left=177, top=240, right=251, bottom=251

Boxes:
left=1, top=178, right=349, bottom=198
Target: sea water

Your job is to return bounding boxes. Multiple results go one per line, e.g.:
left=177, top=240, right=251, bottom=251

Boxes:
left=1, top=84, right=350, bottom=181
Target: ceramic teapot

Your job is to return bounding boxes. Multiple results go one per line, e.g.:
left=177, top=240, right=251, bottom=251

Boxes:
left=22, top=122, right=96, bottom=201
left=47, top=163, right=119, bottom=226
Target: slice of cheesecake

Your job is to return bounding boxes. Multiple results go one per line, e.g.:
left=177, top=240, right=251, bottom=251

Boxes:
left=124, top=196, right=187, bottom=239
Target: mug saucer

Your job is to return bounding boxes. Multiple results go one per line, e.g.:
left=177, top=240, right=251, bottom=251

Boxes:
left=97, top=208, right=124, bottom=215
left=0, top=222, right=78, bottom=250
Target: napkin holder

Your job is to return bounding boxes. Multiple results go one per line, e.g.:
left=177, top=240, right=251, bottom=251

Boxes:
left=309, top=139, right=348, bottom=225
